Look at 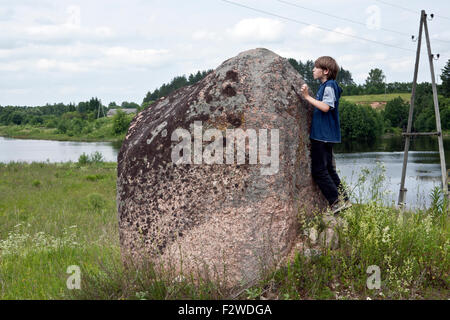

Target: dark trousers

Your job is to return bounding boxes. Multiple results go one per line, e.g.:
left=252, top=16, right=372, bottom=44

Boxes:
left=310, top=139, right=348, bottom=205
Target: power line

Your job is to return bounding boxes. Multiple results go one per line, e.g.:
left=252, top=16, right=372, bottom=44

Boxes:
left=374, top=0, right=450, bottom=22
left=278, top=0, right=450, bottom=44
left=277, top=0, right=409, bottom=37
left=374, top=0, right=419, bottom=15
left=220, top=0, right=417, bottom=53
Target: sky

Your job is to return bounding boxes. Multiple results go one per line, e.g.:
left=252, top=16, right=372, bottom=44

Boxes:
left=1, top=0, right=449, bottom=107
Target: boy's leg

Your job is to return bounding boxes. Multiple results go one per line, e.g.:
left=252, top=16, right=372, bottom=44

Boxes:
left=325, top=144, right=349, bottom=202
left=311, top=139, right=339, bottom=205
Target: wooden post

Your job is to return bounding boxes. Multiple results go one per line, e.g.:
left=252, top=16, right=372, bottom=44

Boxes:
left=398, top=10, right=448, bottom=207
left=398, top=10, right=424, bottom=206
left=423, top=14, right=448, bottom=197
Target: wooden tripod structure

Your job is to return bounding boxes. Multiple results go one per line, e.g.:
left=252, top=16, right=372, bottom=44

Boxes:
left=398, top=10, right=448, bottom=206
left=97, top=100, right=106, bottom=119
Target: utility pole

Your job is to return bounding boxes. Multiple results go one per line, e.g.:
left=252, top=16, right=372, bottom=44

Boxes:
left=97, top=99, right=106, bottom=119
left=398, top=10, right=448, bottom=207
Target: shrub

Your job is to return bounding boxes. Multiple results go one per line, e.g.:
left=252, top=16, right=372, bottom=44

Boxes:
left=89, top=151, right=104, bottom=164
left=45, top=118, right=59, bottom=128
left=85, top=174, right=105, bottom=181
left=32, top=180, right=41, bottom=187
left=57, top=120, right=69, bottom=134
left=112, top=110, right=130, bottom=135
left=78, top=151, right=104, bottom=165
left=70, top=118, right=84, bottom=135
left=78, top=153, right=89, bottom=165
left=87, top=193, right=106, bottom=212
left=340, top=100, right=384, bottom=141
left=384, top=97, right=409, bottom=129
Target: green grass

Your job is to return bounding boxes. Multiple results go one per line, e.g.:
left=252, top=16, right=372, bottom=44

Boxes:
left=342, top=93, right=411, bottom=105
left=0, top=161, right=120, bottom=299
left=248, top=201, right=449, bottom=300
left=0, top=161, right=448, bottom=299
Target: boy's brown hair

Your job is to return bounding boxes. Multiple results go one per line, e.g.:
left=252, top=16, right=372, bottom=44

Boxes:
left=314, top=56, right=339, bottom=80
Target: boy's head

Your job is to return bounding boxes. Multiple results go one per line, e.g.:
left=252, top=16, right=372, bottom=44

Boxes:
left=313, top=56, right=339, bottom=80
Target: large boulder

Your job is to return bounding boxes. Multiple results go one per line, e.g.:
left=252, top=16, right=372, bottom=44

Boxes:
left=116, top=48, right=327, bottom=289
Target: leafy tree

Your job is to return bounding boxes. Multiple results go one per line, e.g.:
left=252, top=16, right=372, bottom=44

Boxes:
left=340, top=100, right=383, bottom=141
left=70, top=118, right=84, bottom=135
left=440, top=59, right=450, bottom=97
left=288, top=58, right=354, bottom=94
left=342, top=84, right=364, bottom=95
left=121, top=101, right=140, bottom=109
left=440, top=99, right=450, bottom=130
left=45, top=117, right=58, bottom=128
left=112, top=109, right=130, bottom=135
left=57, top=119, right=69, bottom=134
left=142, top=69, right=212, bottom=104
left=289, top=59, right=320, bottom=93
left=29, top=116, right=44, bottom=125
left=386, top=82, right=412, bottom=94
left=365, top=68, right=386, bottom=94
left=11, top=112, right=24, bottom=125
left=336, top=67, right=355, bottom=86
left=384, top=97, right=409, bottom=129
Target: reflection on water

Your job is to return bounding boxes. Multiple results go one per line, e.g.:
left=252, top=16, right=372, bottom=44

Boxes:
left=335, top=135, right=449, bottom=210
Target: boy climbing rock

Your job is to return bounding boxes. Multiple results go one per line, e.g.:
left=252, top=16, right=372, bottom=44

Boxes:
left=300, top=56, right=352, bottom=215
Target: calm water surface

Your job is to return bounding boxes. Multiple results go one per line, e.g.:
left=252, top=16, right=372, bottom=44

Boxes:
left=0, top=136, right=120, bottom=163
left=334, top=136, right=449, bottom=210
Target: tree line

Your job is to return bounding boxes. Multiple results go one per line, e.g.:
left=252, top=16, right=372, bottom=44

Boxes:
left=339, top=83, right=450, bottom=142
left=288, top=58, right=450, bottom=141
left=1, top=58, right=449, bottom=141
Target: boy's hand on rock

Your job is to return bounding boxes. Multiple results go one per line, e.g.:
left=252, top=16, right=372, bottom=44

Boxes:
left=300, top=84, right=309, bottom=97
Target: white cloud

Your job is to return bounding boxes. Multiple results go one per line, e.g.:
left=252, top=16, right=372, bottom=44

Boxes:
left=0, top=4, right=115, bottom=48
left=387, top=58, right=414, bottom=72
left=322, top=27, right=357, bottom=44
left=0, top=6, right=13, bottom=21
left=0, top=0, right=447, bottom=106
left=24, top=23, right=115, bottom=44
left=36, top=58, right=85, bottom=73
left=192, top=30, right=219, bottom=41
left=0, top=61, right=24, bottom=72
left=226, top=18, right=285, bottom=42
left=100, top=47, right=171, bottom=68
left=0, top=43, right=171, bottom=74
left=299, top=24, right=322, bottom=38
left=275, top=48, right=313, bottom=61
left=300, top=25, right=357, bottom=44
left=337, top=54, right=360, bottom=63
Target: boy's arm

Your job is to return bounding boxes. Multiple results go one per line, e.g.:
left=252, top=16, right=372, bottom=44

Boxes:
left=300, top=84, right=330, bottom=113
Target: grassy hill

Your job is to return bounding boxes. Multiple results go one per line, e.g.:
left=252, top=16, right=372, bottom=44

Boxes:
left=342, top=93, right=411, bottom=105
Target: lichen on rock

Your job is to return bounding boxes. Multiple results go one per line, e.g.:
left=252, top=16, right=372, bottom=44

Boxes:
left=116, top=47, right=328, bottom=290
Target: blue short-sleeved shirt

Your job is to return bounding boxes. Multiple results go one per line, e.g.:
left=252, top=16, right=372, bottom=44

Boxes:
left=309, top=79, right=343, bottom=143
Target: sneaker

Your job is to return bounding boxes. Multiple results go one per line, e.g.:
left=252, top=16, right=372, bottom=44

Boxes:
left=330, top=200, right=352, bottom=215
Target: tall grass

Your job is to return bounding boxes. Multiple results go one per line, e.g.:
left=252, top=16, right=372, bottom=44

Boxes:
left=0, top=160, right=447, bottom=299
left=244, top=165, right=449, bottom=300
left=0, top=160, right=119, bottom=299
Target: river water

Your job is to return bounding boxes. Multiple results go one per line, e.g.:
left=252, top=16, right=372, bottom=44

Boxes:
left=334, top=136, right=449, bottom=210
left=0, top=135, right=448, bottom=210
